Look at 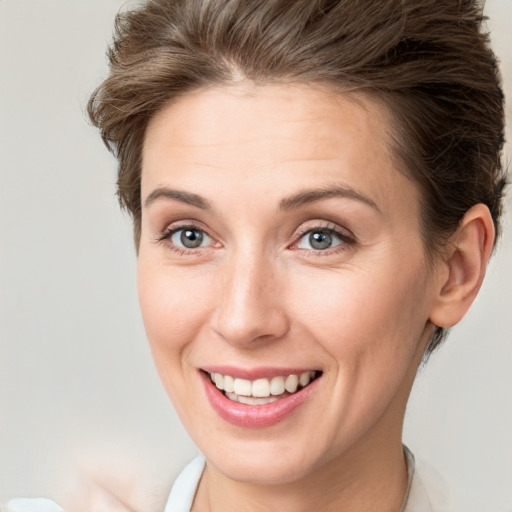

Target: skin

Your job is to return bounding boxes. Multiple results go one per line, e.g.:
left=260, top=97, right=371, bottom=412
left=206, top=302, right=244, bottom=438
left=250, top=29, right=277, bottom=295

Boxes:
left=137, top=83, right=494, bottom=512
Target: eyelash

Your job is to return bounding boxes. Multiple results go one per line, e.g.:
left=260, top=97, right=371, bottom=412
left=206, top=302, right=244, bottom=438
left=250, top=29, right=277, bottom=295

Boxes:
left=292, top=223, right=356, bottom=256
left=156, top=222, right=356, bottom=256
left=156, top=223, right=216, bottom=255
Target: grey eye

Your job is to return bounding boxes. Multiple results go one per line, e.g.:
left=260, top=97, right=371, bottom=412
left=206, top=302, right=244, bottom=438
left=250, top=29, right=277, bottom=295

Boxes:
left=309, top=231, right=333, bottom=250
left=171, top=228, right=210, bottom=249
left=296, top=229, right=344, bottom=251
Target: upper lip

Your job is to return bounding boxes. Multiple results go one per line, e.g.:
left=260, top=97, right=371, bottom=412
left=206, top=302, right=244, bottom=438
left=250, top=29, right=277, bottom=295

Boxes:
left=200, top=365, right=321, bottom=380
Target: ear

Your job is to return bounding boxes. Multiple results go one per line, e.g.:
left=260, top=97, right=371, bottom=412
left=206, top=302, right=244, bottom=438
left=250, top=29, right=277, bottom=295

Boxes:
left=429, top=203, right=495, bottom=328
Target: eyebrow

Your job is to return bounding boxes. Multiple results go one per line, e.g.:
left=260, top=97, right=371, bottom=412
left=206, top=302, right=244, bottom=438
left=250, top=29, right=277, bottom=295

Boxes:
left=144, top=184, right=380, bottom=213
left=279, top=185, right=380, bottom=212
left=144, top=187, right=212, bottom=210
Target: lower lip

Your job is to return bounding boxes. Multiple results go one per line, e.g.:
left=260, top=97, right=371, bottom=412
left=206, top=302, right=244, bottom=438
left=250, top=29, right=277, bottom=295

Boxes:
left=201, top=371, right=320, bottom=428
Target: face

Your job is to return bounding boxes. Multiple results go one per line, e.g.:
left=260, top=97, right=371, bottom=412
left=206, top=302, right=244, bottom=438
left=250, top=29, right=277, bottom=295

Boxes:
left=138, top=83, right=437, bottom=485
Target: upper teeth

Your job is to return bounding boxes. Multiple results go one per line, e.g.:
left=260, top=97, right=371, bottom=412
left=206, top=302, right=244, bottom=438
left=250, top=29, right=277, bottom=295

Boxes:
left=209, top=371, right=317, bottom=398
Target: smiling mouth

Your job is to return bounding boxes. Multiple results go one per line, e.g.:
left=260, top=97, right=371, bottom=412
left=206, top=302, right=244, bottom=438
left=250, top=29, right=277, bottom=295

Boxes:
left=206, top=370, right=322, bottom=406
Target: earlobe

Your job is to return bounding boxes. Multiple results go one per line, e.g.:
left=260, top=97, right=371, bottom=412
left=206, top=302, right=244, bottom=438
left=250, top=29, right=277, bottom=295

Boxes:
left=429, top=203, right=495, bottom=328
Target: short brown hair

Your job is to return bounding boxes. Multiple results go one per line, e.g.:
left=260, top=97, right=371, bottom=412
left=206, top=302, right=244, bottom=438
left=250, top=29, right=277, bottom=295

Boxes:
left=88, top=0, right=507, bottom=354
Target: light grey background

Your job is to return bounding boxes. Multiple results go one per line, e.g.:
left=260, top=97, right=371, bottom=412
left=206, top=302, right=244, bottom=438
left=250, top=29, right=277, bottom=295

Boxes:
left=0, top=1, right=510, bottom=510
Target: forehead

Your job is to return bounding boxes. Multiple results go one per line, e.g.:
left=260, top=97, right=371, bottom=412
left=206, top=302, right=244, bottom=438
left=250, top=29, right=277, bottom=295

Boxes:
left=144, top=83, right=390, bottom=164
left=141, top=83, right=418, bottom=221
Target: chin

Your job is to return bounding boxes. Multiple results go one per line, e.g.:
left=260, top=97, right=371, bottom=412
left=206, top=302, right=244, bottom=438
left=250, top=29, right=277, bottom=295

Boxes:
left=210, top=448, right=318, bottom=485
left=194, top=425, right=339, bottom=486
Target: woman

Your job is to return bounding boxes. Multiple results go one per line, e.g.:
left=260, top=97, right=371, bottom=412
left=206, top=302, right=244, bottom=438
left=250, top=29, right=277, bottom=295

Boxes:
left=5, top=0, right=506, bottom=511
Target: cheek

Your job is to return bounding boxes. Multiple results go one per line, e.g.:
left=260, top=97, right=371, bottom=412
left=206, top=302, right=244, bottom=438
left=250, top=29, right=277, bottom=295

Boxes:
left=136, top=260, right=220, bottom=428
left=289, top=258, right=430, bottom=369
left=285, top=259, right=431, bottom=448
left=137, top=260, right=213, bottom=372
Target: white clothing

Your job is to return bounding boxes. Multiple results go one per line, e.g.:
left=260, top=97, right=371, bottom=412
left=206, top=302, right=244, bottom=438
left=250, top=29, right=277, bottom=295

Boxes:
left=1, top=499, right=64, bottom=512
left=164, top=455, right=205, bottom=512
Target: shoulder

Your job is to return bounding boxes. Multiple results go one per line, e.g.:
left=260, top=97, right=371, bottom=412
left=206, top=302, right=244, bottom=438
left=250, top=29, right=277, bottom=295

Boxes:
left=3, top=453, right=185, bottom=512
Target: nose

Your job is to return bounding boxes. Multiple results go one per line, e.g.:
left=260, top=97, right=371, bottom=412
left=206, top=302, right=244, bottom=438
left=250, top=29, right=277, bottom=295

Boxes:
left=211, top=248, right=290, bottom=348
